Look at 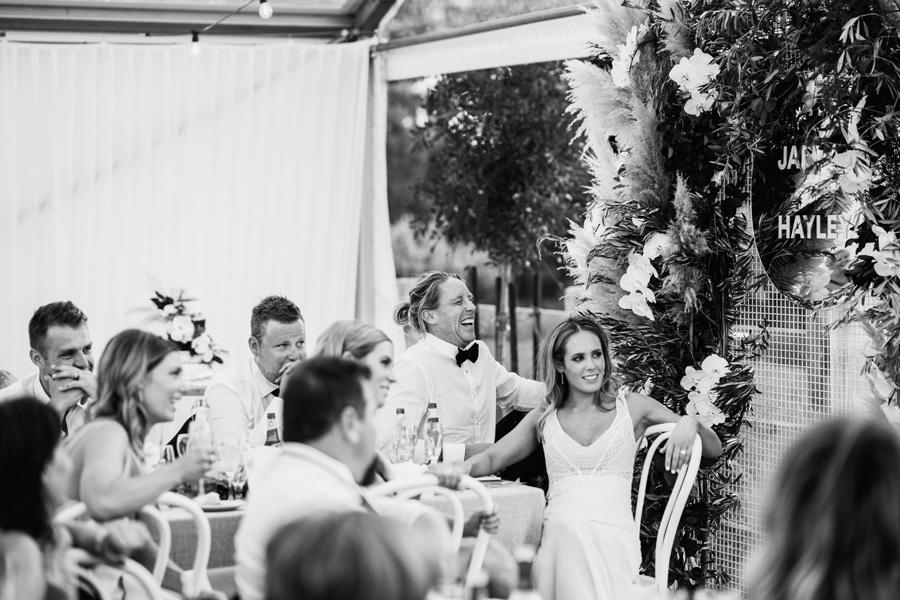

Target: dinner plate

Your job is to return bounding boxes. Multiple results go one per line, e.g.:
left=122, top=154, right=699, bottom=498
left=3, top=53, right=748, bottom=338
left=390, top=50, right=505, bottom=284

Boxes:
left=197, top=499, right=245, bottom=512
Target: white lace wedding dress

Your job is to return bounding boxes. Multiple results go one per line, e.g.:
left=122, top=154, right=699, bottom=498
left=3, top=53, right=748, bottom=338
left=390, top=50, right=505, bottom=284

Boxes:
left=534, top=391, right=643, bottom=600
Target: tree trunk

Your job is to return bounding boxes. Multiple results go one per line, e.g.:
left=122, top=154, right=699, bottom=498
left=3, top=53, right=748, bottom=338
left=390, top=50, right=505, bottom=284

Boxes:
left=494, top=264, right=512, bottom=366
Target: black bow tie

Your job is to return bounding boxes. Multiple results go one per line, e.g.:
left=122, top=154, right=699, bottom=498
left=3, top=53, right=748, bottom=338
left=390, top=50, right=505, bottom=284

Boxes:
left=455, top=344, right=479, bottom=367
left=270, top=387, right=280, bottom=398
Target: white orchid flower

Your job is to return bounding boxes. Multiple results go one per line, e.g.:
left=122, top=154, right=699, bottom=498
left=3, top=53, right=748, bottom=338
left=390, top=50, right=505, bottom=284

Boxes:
left=618, top=290, right=655, bottom=320
left=686, top=392, right=726, bottom=426
left=684, top=89, right=718, bottom=116
left=680, top=366, right=703, bottom=391
left=169, top=315, right=195, bottom=344
left=699, top=354, right=730, bottom=379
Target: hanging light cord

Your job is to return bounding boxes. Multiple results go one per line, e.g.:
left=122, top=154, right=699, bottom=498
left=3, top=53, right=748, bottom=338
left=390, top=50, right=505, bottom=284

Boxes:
left=200, top=0, right=256, bottom=34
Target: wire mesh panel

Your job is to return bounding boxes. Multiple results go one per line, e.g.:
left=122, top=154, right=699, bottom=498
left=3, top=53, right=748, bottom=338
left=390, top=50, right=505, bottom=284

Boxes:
left=711, top=259, right=872, bottom=593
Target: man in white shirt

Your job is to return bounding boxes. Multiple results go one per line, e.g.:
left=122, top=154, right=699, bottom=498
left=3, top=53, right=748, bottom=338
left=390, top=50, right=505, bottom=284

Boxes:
left=0, top=301, right=97, bottom=433
left=375, top=272, right=545, bottom=454
left=204, top=296, right=305, bottom=446
left=234, top=357, right=453, bottom=600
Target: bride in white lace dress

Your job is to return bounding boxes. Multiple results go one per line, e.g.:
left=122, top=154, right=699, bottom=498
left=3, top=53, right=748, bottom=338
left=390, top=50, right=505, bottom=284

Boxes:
left=466, top=316, right=722, bottom=600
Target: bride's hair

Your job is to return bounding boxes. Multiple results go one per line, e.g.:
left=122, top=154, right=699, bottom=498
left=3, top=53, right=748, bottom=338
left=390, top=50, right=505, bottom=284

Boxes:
left=747, top=418, right=900, bottom=600
left=534, top=316, right=615, bottom=438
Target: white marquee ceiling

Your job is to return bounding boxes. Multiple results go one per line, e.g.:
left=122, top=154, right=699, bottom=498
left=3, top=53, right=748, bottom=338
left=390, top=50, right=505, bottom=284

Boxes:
left=0, top=0, right=399, bottom=38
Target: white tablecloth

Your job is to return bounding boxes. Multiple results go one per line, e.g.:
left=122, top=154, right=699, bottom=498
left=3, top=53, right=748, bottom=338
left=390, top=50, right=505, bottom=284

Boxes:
left=165, top=481, right=545, bottom=569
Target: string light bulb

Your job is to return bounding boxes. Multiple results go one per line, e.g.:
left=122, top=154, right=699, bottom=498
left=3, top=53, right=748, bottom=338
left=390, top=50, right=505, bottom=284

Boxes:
left=258, top=0, right=273, bottom=19
left=190, top=30, right=200, bottom=55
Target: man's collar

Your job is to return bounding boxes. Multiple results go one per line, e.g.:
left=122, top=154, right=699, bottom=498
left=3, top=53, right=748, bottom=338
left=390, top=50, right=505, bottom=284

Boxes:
left=423, top=333, right=477, bottom=358
left=281, top=442, right=358, bottom=487
left=249, top=355, right=279, bottom=397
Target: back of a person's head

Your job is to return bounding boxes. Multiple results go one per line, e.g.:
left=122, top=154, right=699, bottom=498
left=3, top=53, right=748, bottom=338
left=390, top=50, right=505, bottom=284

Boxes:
left=281, top=356, right=371, bottom=444
left=264, top=512, right=431, bottom=600
left=315, top=320, right=389, bottom=360
left=0, top=397, right=61, bottom=546
left=250, top=296, right=303, bottom=339
left=92, top=329, right=177, bottom=449
left=748, top=418, right=900, bottom=600
left=28, top=300, right=87, bottom=352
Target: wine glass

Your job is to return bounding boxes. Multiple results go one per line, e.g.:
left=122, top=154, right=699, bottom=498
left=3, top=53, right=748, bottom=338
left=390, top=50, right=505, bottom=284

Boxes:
left=176, top=433, right=191, bottom=458
left=214, top=435, right=243, bottom=500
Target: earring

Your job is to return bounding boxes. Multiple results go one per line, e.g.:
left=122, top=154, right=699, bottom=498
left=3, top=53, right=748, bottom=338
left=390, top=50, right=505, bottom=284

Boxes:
left=137, top=387, right=145, bottom=404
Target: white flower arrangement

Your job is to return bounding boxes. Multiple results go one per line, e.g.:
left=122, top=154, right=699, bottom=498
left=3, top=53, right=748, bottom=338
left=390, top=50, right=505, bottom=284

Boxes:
left=679, top=354, right=729, bottom=426
left=149, top=289, right=225, bottom=364
left=668, top=48, right=720, bottom=116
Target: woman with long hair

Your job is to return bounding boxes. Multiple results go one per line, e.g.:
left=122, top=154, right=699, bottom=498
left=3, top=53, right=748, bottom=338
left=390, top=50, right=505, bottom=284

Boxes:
left=63, top=329, right=219, bottom=596
left=316, top=320, right=396, bottom=404
left=466, top=315, right=722, bottom=600
left=747, top=418, right=900, bottom=600
left=0, top=397, right=148, bottom=600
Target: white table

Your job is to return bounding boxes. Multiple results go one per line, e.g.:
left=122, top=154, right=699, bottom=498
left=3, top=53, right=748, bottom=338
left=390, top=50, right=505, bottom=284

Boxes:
left=165, top=481, right=545, bottom=569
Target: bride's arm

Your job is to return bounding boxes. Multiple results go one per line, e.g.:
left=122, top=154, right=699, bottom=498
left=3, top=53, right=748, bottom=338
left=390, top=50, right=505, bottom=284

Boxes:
left=627, top=393, right=722, bottom=473
left=465, top=408, right=543, bottom=477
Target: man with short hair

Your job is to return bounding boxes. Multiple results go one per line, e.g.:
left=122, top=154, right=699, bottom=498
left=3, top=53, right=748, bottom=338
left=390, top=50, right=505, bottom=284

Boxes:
left=234, top=357, right=398, bottom=600
left=204, top=295, right=305, bottom=445
left=0, top=301, right=97, bottom=433
left=235, top=357, right=510, bottom=600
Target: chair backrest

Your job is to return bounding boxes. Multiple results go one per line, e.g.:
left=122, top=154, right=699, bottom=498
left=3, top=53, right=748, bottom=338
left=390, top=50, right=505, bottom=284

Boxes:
left=633, top=423, right=703, bottom=591
left=368, top=474, right=494, bottom=588
left=54, top=492, right=211, bottom=597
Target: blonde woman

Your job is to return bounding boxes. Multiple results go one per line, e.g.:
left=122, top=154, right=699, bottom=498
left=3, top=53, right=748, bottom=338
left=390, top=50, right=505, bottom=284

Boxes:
left=316, top=320, right=396, bottom=403
left=64, top=329, right=219, bottom=597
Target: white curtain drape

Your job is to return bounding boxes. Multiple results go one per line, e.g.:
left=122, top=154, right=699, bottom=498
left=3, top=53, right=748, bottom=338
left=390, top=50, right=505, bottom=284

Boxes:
left=0, top=39, right=376, bottom=376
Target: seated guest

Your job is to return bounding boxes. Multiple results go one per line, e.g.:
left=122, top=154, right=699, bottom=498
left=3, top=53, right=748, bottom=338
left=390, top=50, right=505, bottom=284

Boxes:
left=64, top=330, right=218, bottom=597
left=0, top=301, right=97, bottom=434
left=747, top=418, right=900, bottom=600
left=374, top=271, right=544, bottom=458
left=0, top=369, right=16, bottom=390
left=0, top=397, right=150, bottom=600
left=236, top=357, right=471, bottom=600
left=205, top=296, right=305, bottom=445
left=265, top=512, right=434, bottom=600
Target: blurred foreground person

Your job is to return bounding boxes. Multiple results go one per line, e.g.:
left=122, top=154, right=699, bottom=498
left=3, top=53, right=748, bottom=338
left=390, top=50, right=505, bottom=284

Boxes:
left=0, top=397, right=148, bottom=600
left=265, top=512, right=433, bottom=600
left=747, top=418, right=900, bottom=600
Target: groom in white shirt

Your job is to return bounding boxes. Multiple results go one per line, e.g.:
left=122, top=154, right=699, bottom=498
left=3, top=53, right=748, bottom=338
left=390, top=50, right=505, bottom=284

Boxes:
left=375, top=272, right=545, bottom=456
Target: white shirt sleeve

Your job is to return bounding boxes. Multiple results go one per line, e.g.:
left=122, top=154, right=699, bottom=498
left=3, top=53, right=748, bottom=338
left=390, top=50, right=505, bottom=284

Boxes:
left=204, top=382, right=251, bottom=441
left=493, top=360, right=545, bottom=411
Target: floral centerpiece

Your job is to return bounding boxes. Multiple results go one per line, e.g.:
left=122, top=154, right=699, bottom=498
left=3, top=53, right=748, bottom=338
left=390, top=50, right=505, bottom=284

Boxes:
left=149, top=289, right=225, bottom=365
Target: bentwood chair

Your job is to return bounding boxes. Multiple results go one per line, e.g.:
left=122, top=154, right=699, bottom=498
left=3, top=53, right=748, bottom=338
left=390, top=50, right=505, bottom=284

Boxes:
left=55, top=491, right=212, bottom=599
left=368, top=474, right=494, bottom=587
left=634, top=423, right=704, bottom=592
